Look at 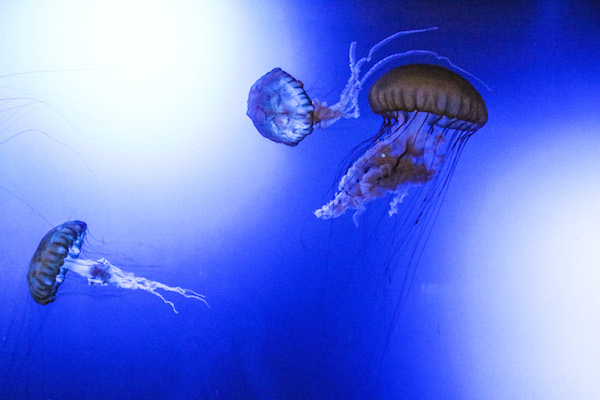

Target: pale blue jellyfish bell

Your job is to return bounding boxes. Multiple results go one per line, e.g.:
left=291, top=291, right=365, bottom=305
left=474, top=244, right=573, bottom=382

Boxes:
left=28, top=221, right=208, bottom=313
left=246, top=27, right=460, bottom=146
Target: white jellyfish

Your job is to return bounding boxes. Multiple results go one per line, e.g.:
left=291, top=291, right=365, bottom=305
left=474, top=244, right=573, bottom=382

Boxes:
left=246, top=27, right=459, bottom=146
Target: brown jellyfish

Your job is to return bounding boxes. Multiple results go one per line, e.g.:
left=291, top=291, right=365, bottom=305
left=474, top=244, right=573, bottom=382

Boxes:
left=315, top=63, right=487, bottom=224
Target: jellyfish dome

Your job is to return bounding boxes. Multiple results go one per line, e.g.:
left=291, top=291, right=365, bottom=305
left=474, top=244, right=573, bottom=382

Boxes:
left=27, top=220, right=86, bottom=305
left=27, top=221, right=207, bottom=313
left=247, top=68, right=316, bottom=146
left=315, top=63, right=487, bottom=223
left=368, top=63, right=487, bottom=129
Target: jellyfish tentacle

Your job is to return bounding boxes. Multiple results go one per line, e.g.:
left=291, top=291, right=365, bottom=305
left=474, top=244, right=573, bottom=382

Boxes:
left=316, top=27, right=440, bottom=127
left=361, top=50, right=491, bottom=92
left=356, top=27, right=438, bottom=72
left=65, top=256, right=209, bottom=313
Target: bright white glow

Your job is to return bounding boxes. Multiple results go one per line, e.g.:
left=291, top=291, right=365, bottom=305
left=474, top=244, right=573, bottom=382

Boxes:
left=0, top=0, right=249, bottom=162
left=456, top=122, right=600, bottom=399
left=0, top=0, right=293, bottom=231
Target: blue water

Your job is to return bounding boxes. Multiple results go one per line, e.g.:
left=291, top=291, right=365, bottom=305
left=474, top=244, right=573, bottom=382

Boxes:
left=1, top=1, right=599, bottom=399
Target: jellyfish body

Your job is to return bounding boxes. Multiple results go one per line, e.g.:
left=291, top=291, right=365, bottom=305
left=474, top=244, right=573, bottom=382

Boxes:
left=246, top=27, right=453, bottom=146
left=27, top=221, right=207, bottom=313
left=315, top=64, right=487, bottom=223
left=246, top=68, right=316, bottom=146
left=27, top=220, right=86, bottom=305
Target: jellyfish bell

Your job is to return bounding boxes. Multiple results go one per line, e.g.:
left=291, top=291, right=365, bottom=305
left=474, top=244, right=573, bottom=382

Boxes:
left=315, top=63, right=487, bottom=223
left=27, top=220, right=87, bottom=305
left=368, top=63, right=487, bottom=130
left=246, top=68, right=316, bottom=146
left=246, top=27, right=451, bottom=146
left=27, top=220, right=208, bottom=313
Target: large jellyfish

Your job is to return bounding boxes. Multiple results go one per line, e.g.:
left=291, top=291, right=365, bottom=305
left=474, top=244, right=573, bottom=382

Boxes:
left=27, top=220, right=207, bottom=313
left=315, top=63, right=487, bottom=224
left=246, top=27, right=465, bottom=146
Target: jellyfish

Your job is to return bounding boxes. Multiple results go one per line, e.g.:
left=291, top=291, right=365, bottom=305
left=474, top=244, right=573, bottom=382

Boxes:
left=246, top=27, right=468, bottom=146
left=315, top=63, right=487, bottom=224
left=27, top=220, right=207, bottom=313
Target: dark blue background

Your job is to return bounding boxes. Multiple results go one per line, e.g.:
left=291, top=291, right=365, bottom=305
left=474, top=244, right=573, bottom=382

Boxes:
left=1, top=1, right=599, bottom=399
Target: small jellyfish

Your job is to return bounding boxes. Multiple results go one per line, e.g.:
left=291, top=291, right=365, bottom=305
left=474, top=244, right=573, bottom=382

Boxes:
left=246, top=68, right=316, bottom=146
left=315, top=63, right=487, bottom=224
left=247, top=27, right=452, bottom=146
left=27, top=221, right=207, bottom=313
